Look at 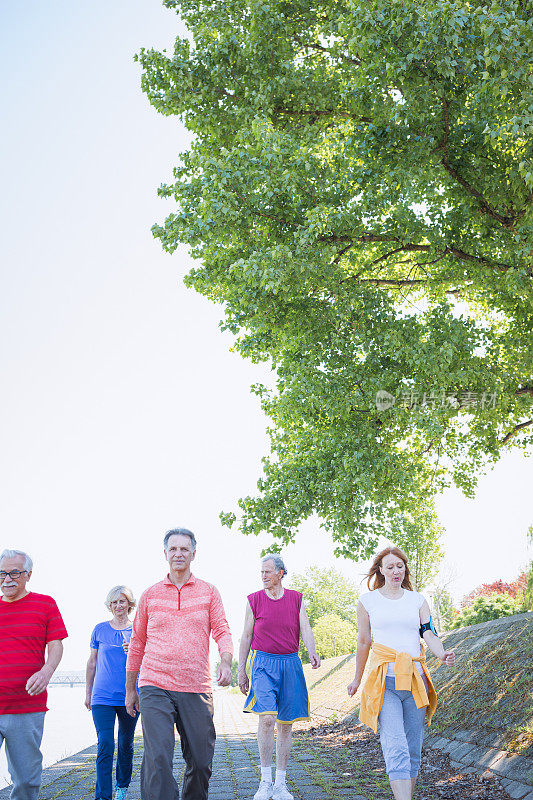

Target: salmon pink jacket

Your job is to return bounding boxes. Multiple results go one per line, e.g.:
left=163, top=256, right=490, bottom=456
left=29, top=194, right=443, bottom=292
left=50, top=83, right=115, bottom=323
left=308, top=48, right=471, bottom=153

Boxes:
left=127, top=573, right=233, bottom=694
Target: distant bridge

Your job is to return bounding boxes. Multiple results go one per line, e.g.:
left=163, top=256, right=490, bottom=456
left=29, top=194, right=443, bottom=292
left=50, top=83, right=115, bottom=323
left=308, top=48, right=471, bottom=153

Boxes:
left=49, top=673, right=85, bottom=687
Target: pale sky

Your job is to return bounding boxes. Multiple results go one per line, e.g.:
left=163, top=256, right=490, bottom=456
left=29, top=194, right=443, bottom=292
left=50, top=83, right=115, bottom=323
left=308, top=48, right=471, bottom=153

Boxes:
left=1, top=1, right=531, bottom=670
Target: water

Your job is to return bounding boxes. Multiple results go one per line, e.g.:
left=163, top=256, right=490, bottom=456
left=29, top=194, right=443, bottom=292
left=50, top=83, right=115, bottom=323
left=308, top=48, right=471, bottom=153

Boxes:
left=0, top=686, right=97, bottom=788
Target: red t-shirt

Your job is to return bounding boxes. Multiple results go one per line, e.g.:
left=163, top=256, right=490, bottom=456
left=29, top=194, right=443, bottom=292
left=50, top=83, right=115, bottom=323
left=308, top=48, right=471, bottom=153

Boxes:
left=0, top=592, right=68, bottom=713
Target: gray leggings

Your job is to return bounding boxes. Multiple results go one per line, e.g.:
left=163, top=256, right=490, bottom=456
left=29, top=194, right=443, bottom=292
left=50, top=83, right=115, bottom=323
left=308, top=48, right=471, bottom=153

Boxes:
left=377, top=676, right=427, bottom=781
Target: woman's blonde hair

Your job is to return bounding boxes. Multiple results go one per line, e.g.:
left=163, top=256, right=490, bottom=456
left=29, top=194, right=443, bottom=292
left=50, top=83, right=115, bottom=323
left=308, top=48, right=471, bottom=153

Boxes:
left=105, top=585, right=136, bottom=613
left=365, top=546, right=413, bottom=591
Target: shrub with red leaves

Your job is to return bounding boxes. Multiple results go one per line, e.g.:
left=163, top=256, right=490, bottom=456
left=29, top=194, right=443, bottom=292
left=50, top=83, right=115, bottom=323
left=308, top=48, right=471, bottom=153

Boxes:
left=461, top=572, right=527, bottom=608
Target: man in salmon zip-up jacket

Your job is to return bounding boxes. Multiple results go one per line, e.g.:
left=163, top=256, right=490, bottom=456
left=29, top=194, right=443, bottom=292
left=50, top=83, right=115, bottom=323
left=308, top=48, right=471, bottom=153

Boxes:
left=126, top=528, right=233, bottom=800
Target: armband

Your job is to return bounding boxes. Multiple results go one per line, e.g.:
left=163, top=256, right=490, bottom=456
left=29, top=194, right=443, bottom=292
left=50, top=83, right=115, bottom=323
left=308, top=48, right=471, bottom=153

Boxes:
left=419, top=617, right=438, bottom=638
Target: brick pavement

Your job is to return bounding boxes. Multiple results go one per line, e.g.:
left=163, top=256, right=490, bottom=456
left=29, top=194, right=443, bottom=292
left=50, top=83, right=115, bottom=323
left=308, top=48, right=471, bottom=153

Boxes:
left=3, top=687, right=525, bottom=800
left=2, top=678, right=531, bottom=800
left=0, top=691, right=343, bottom=800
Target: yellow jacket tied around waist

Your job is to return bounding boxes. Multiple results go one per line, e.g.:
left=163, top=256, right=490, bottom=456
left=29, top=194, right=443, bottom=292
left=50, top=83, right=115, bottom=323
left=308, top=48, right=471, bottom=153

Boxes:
left=359, top=643, right=437, bottom=733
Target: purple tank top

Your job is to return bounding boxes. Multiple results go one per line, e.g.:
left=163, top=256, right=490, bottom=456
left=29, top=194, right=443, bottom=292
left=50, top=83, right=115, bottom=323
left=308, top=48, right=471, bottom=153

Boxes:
left=248, top=589, right=302, bottom=654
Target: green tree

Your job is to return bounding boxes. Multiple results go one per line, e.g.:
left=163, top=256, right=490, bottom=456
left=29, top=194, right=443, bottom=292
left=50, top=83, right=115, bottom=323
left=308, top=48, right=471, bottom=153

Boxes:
left=451, top=593, right=521, bottom=628
left=138, top=0, right=533, bottom=559
left=432, top=587, right=458, bottom=631
left=290, top=566, right=360, bottom=626
left=393, top=507, right=444, bottom=590
left=312, top=613, right=358, bottom=659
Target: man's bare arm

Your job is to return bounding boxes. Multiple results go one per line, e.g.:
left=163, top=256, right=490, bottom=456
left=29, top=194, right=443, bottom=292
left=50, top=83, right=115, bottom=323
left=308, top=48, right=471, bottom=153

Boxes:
left=238, top=602, right=255, bottom=694
left=299, top=605, right=321, bottom=668
left=26, top=639, right=64, bottom=696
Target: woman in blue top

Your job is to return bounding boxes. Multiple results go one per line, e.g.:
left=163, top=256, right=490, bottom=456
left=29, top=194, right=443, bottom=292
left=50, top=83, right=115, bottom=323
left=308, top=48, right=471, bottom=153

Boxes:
left=85, top=585, right=139, bottom=800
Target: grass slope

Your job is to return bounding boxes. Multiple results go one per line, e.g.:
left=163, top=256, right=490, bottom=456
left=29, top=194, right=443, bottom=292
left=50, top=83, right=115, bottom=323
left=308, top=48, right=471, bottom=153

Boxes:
left=426, top=612, right=533, bottom=757
left=301, top=612, right=532, bottom=759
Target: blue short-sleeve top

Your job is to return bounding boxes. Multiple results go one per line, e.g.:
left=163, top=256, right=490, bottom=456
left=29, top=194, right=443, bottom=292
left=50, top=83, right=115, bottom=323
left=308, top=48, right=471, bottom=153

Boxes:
left=90, top=621, right=132, bottom=705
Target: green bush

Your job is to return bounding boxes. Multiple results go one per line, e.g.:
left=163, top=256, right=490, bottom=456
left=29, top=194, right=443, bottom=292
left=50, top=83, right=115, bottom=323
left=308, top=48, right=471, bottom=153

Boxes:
left=451, top=593, right=522, bottom=629
left=312, top=613, right=357, bottom=660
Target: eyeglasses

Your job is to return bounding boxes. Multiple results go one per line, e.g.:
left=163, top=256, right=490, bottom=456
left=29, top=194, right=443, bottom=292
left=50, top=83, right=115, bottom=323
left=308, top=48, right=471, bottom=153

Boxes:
left=0, top=570, right=28, bottom=581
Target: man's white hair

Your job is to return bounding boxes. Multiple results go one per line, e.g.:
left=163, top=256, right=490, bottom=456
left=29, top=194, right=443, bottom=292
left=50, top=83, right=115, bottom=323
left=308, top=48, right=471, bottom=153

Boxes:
left=261, top=554, right=287, bottom=577
left=0, top=549, right=33, bottom=572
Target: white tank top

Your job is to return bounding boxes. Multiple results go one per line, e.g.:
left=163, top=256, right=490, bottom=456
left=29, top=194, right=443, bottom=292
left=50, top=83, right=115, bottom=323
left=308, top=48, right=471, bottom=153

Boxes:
left=360, top=589, right=425, bottom=677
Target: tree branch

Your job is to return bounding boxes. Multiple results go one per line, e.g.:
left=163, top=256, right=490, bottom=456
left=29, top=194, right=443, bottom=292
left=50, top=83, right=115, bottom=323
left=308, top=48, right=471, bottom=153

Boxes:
left=292, top=34, right=361, bottom=66
left=272, top=106, right=372, bottom=123
left=446, top=285, right=471, bottom=296
left=318, top=233, right=519, bottom=274
left=501, top=419, right=533, bottom=445
left=443, top=246, right=514, bottom=273
left=359, top=278, right=427, bottom=287
left=331, top=242, right=354, bottom=266
left=437, top=98, right=519, bottom=229
left=367, top=245, right=425, bottom=267
left=319, top=233, right=401, bottom=245
left=441, top=159, right=516, bottom=228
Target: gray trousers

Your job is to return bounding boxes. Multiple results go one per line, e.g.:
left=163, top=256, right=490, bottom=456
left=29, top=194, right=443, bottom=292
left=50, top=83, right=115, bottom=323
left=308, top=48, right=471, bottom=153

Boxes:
left=378, top=676, right=427, bottom=781
left=0, top=712, right=46, bottom=800
left=139, top=686, right=215, bottom=800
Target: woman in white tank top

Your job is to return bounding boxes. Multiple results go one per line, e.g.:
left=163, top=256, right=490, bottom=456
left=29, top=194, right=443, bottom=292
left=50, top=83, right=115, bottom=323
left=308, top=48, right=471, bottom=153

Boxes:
left=347, top=547, right=455, bottom=800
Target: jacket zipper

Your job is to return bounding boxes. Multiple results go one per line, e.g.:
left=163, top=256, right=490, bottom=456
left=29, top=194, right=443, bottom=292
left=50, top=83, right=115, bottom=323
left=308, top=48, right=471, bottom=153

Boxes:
left=177, top=587, right=181, bottom=610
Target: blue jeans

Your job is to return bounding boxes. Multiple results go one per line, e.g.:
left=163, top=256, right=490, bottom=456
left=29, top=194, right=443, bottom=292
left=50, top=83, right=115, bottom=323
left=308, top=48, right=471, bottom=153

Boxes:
left=91, top=704, right=139, bottom=800
left=378, top=675, right=428, bottom=781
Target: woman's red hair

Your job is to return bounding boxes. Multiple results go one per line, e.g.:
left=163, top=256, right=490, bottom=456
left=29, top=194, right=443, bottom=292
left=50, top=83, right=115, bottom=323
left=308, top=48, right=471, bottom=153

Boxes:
left=366, top=546, right=413, bottom=591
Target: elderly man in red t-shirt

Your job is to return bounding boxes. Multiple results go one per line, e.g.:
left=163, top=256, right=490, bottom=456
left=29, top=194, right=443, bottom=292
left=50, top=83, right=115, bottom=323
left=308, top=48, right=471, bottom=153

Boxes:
left=125, top=528, right=233, bottom=800
left=238, top=555, right=321, bottom=800
left=0, top=549, right=68, bottom=800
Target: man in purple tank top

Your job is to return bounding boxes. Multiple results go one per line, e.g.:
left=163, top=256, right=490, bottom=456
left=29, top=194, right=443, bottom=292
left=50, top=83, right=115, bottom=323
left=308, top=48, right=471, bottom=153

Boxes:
left=238, top=555, right=320, bottom=800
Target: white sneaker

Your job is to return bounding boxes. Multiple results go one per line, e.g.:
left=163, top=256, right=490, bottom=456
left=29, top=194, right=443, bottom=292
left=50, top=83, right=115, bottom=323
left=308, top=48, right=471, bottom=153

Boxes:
left=273, top=784, right=293, bottom=800
left=253, top=780, right=273, bottom=800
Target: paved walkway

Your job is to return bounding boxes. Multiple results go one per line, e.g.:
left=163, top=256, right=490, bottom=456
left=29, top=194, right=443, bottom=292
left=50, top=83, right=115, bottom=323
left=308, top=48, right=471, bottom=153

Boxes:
left=0, top=692, right=334, bottom=800
left=1, top=690, right=522, bottom=800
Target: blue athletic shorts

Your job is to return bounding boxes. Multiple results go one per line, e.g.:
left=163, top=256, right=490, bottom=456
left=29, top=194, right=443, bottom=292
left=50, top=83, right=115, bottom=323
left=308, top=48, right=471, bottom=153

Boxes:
left=243, top=650, right=310, bottom=724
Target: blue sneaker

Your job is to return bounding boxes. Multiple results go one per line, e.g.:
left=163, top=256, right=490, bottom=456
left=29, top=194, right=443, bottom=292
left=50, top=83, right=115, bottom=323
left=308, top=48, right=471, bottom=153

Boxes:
left=115, top=789, right=128, bottom=800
